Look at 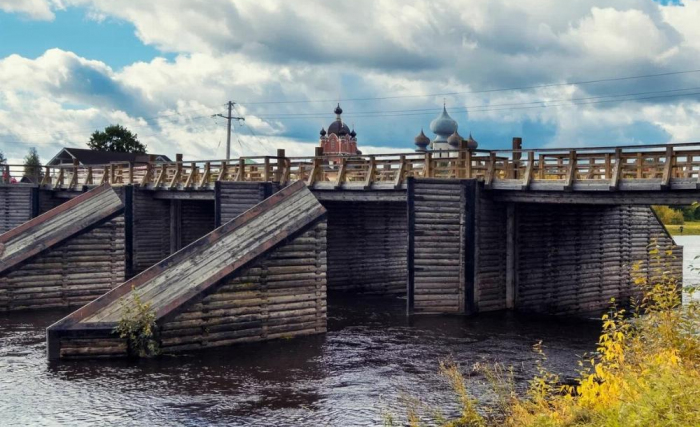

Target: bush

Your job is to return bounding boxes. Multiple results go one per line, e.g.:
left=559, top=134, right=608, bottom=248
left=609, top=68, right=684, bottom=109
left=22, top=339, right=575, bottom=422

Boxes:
left=390, top=244, right=700, bottom=426
left=652, top=205, right=684, bottom=225
left=113, top=286, right=160, bottom=358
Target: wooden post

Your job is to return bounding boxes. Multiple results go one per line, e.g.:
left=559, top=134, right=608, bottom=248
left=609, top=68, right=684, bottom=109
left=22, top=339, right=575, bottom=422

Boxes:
left=564, top=150, right=576, bottom=190
left=275, top=149, right=285, bottom=183
left=41, top=166, right=51, bottom=186
left=199, top=162, right=211, bottom=188
left=505, top=203, right=516, bottom=309
left=154, top=164, right=166, bottom=188
left=86, top=166, right=93, bottom=185
left=363, top=156, right=376, bottom=189
left=394, top=155, right=406, bottom=188
left=217, top=161, right=227, bottom=182
left=183, top=162, right=197, bottom=188
left=636, top=152, right=643, bottom=179
left=68, top=159, right=79, bottom=189
left=512, top=137, right=522, bottom=179
left=661, top=145, right=674, bottom=189
left=169, top=154, right=183, bottom=189
left=128, top=163, right=134, bottom=185
left=307, top=147, right=324, bottom=186
left=522, top=151, right=534, bottom=190
left=538, top=154, right=545, bottom=179
left=263, top=156, right=270, bottom=182
left=485, top=152, right=496, bottom=188
left=335, top=157, right=347, bottom=188
left=424, top=152, right=432, bottom=178
left=110, top=163, right=116, bottom=184
left=604, top=153, right=611, bottom=179
left=236, top=157, right=245, bottom=181
left=610, top=148, right=622, bottom=190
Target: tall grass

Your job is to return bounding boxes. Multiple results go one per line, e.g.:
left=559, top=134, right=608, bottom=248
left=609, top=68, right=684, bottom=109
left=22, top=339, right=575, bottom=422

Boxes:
left=389, top=246, right=700, bottom=426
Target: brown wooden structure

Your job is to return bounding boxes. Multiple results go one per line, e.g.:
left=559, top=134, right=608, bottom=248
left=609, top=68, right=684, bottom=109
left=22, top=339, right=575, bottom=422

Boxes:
left=47, top=181, right=327, bottom=359
left=0, top=141, right=688, bottom=359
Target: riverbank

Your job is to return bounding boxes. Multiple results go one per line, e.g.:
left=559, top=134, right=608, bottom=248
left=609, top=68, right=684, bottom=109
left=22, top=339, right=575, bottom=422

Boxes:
left=665, top=221, right=700, bottom=236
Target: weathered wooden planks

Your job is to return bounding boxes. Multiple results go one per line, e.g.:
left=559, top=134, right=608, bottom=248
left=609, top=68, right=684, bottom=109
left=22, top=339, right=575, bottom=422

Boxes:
left=47, top=181, right=327, bottom=359
left=0, top=185, right=33, bottom=234
left=514, top=204, right=682, bottom=316
left=0, top=184, right=124, bottom=275
left=218, top=182, right=271, bottom=224
left=132, top=189, right=171, bottom=274
left=324, top=200, right=407, bottom=295
left=409, top=180, right=469, bottom=314
left=474, top=192, right=507, bottom=312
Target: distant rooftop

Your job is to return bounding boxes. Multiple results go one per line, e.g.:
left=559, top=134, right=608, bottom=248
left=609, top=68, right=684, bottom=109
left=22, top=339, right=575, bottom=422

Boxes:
left=47, top=147, right=171, bottom=166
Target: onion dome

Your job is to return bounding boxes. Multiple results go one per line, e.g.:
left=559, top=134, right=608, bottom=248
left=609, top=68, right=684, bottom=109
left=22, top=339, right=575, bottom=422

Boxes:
left=429, top=106, right=458, bottom=142
left=350, top=128, right=357, bottom=138
left=334, top=103, right=343, bottom=115
left=320, top=127, right=327, bottom=137
left=414, top=129, right=430, bottom=152
left=465, top=132, right=478, bottom=150
left=447, top=130, right=462, bottom=148
left=328, top=103, right=351, bottom=136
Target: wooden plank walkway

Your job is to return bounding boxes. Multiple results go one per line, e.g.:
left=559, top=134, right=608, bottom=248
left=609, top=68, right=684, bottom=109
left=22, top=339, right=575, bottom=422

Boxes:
left=0, top=184, right=123, bottom=275
left=47, top=181, right=326, bottom=353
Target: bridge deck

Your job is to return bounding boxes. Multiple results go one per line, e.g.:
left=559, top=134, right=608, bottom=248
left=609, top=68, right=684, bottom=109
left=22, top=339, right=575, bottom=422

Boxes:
left=6, top=141, right=700, bottom=193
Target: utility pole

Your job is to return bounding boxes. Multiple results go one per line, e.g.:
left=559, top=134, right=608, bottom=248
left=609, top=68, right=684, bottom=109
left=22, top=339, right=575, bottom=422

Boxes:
left=214, top=101, right=245, bottom=160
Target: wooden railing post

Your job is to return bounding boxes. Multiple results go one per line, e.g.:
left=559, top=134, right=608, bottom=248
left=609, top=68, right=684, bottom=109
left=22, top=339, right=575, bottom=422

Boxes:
left=636, top=152, right=643, bottom=179
left=564, top=150, right=576, bottom=190
left=465, top=150, right=472, bottom=179
left=169, top=154, right=183, bottom=189
left=199, top=162, right=211, bottom=188
left=661, top=145, right=674, bottom=189
left=41, top=166, right=51, bottom=186
left=140, top=163, right=151, bottom=186
left=86, top=166, right=93, bottom=186
left=363, top=156, right=376, bottom=189
left=217, top=161, right=227, bottom=182
left=275, top=149, right=285, bottom=183
left=538, top=154, right=545, bottom=179
left=183, top=162, right=197, bottom=188
left=128, top=163, right=134, bottom=185
left=610, top=148, right=622, bottom=190
left=424, top=152, right=432, bottom=178
left=236, top=157, right=245, bottom=181
left=394, top=155, right=406, bottom=188
left=522, top=151, right=534, bottom=190
left=110, top=163, right=116, bottom=184
left=68, top=158, right=79, bottom=188
left=307, top=147, right=324, bottom=186
left=511, top=137, right=522, bottom=179
left=485, top=152, right=496, bottom=188
left=263, top=156, right=270, bottom=182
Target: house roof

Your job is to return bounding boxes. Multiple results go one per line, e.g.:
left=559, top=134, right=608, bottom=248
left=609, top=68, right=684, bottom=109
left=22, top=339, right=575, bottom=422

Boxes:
left=47, top=148, right=172, bottom=166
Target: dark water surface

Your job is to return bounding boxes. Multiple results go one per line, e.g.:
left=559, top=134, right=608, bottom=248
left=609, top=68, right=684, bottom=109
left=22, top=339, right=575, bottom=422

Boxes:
left=0, top=294, right=601, bottom=426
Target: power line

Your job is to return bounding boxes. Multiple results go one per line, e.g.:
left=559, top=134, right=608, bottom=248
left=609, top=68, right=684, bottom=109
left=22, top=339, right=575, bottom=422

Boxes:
left=238, top=68, right=700, bottom=105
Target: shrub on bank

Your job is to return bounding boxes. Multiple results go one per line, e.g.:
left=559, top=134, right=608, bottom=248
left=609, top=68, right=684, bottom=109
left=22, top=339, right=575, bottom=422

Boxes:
left=389, top=246, right=700, bottom=426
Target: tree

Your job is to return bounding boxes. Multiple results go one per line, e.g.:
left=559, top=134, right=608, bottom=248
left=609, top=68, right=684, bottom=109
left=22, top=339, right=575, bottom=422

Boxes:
left=23, top=147, right=42, bottom=184
left=88, top=124, right=147, bottom=153
left=0, top=149, right=6, bottom=164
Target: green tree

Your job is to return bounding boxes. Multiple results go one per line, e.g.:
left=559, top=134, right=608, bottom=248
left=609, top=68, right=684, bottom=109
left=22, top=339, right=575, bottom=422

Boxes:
left=23, top=147, right=42, bottom=183
left=88, top=124, right=146, bottom=153
left=652, top=205, right=684, bottom=225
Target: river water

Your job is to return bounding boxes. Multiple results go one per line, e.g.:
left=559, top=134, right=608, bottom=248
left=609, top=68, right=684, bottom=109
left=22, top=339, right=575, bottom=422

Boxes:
left=1, top=238, right=699, bottom=426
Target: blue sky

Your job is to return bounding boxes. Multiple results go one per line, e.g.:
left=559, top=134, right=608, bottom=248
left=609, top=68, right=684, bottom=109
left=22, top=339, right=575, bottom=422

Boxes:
left=0, top=0, right=698, bottom=163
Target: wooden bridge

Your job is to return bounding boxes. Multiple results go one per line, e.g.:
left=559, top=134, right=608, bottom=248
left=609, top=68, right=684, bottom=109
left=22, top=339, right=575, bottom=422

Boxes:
left=5, top=141, right=700, bottom=193
left=0, top=140, right=689, bottom=360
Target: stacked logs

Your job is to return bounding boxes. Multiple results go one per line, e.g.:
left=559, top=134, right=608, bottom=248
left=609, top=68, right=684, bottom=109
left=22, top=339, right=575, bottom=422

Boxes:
left=219, top=182, right=269, bottom=224
left=0, top=217, right=125, bottom=311
left=0, top=186, right=32, bottom=233
left=475, top=195, right=507, bottom=312
left=324, top=201, right=407, bottom=295
left=516, top=204, right=682, bottom=316
left=160, top=221, right=327, bottom=352
left=132, top=189, right=170, bottom=274
left=180, top=200, right=215, bottom=247
left=412, top=181, right=464, bottom=314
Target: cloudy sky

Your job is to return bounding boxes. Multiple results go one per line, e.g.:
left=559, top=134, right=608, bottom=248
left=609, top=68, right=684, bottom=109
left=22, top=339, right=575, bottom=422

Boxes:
left=0, top=0, right=699, bottom=164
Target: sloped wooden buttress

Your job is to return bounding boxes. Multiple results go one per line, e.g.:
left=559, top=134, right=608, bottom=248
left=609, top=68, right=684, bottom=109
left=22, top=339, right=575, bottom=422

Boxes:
left=47, top=181, right=327, bottom=360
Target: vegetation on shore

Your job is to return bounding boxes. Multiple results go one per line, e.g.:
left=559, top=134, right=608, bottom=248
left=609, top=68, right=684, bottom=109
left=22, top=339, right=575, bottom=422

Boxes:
left=387, top=247, right=700, bottom=426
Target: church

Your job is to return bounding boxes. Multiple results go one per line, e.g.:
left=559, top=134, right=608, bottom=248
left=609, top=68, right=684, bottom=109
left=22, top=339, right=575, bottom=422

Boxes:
left=414, top=105, right=478, bottom=155
left=319, top=104, right=360, bottom=156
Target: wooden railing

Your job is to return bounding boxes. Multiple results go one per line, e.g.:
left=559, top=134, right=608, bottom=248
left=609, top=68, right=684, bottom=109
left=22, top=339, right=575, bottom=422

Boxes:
left=5, top=142, right=700, bottom=191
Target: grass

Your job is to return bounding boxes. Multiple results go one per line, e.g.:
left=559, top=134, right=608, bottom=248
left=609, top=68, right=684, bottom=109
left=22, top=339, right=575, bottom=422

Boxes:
left=387, top=244, right=700, bottom=427
left=664, top=221, right=700, bottom=236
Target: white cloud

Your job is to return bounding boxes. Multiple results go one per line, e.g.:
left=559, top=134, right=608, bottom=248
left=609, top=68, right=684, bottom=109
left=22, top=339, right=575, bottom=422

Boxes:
left=2, top=0, right=700, bottom=164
